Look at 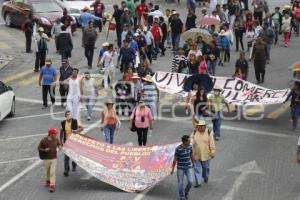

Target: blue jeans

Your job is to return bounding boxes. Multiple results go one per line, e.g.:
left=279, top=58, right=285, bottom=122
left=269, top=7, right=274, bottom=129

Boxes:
left=212, top=111, right=221, bottom=137
left=177, top=168, right=193, bottom=198
left=291, top=105, right=300, bottom=129
left=295, top=18, right=300, bottom=35
left=172, top=34, right=181, bottom=51
left=146, top=102, right=157, bottom=119
left=85, top=96, right=95, bottom=118
left=208, top=60, right=217, bottom=76
left=194, top=160, right=210, bottom=186
left=103, top=124, right=116, bottom=144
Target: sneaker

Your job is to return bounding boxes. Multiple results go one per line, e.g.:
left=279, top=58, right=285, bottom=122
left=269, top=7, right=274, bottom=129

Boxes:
left=49, top=185, right=55, bottom=193
left=42, top=105, right=48, bottom=109
left=63, top=172, right=69, bottom=177
left=185, top=193, right=189, bottom=199
left=214, top=136, right=220, bottom=141
left=194, top=184, right=201, bottom=188
left=87, top=117, right=91, bottom=121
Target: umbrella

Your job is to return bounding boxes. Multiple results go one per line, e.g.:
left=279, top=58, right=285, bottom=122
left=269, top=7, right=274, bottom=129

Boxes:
left=181, top=28, right=212, bottom=43
left=292, top=62, right=300, bottom=72
left=183, top=74, right=213, bottom=92
left=198, top=17, right=221, bottom=25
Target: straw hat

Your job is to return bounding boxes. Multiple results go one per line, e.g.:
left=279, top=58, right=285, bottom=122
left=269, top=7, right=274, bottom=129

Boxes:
left=142, top=75, right=153, bottom=82
left=83, top=6, right=89, bottom=11
left=45, top=59, right=52, bottom=65
left=196, top=120, right=206, bottom=126
left=138, top=100, right=146, bottom=106
left=38, top=27, right=44, bottom=32
left=105, top=99, right=114, bottom=105
left=284, top=5, right=291, bottom=10
left=102, top=42, right=109, bottom=47
left=213, top=85, right=222, bottom=91
left=132, top=73, right=140, bottom=79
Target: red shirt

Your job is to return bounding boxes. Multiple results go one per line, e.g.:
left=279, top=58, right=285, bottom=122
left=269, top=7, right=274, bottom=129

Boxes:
left=136, top=4, right=148, bottom=19
left=199, top=60, right=207, bottom=74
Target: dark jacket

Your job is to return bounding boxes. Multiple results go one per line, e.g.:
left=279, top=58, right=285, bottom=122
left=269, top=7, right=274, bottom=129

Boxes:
left=235, top=58, right=249, bottom=76
left=251, top=42, right=268, bottom=61
left=60, top=119, right=79, bottom=143
left=57, top=31, right=73, bottom=54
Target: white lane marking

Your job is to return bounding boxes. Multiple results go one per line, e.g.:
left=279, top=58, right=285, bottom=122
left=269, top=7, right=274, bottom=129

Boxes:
left=0, top=122, right=99, bottom=192
left=222, top=161, right=264, bottom=200
left=221, top=125, right=297, bottom=139
left=0, top=133, right=46, bottom=142
left=133, top=186, right=155, bottom=200
left=0, top=159, right=42, bottom=193
left=0, top=157, right=39, bottom=165
left=160, top=118, right=296, bottom=139
left=6, top=111, right=65, bottom=121
left=16, top=97, right=61, bottom=105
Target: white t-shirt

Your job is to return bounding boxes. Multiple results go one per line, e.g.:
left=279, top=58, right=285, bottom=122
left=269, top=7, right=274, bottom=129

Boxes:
left=101, top=51, right=116, bottom=69
left=82, top=78, right=96, bottom=97
left=68, top=77, right=81, bottom=97
left=142, top=31, right=154, bottom=46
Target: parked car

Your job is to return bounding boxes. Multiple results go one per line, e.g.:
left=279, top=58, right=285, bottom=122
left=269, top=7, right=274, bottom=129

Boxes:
left=0, top=81, right=15, bottom=121
left=1, top=0, right=77, bottom=34
left=55, top=0, right=94, bottom=25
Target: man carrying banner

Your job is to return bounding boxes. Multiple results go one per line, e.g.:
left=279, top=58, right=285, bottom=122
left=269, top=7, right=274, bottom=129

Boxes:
left=208, top=86, right=230, bottom=141
left=38, top=128, right=61, bottom=192
left=191, top=120, right=216, bottom=187
left=171, top=135, right=194, bottom=200
left=60, top=111, right=82, bottom=177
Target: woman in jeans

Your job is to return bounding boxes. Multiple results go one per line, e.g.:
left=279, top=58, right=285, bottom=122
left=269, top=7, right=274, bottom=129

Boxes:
left=130, top=100, right=154, bottom=146
left=100, top=99, right=120, bottom=144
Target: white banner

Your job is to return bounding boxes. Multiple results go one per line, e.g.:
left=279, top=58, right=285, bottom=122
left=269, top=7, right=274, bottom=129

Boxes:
left=152, top=71, right=290, bottom=105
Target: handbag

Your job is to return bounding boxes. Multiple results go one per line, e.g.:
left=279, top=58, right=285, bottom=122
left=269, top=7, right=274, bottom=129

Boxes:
left=130, top=108, right=137, bottom=132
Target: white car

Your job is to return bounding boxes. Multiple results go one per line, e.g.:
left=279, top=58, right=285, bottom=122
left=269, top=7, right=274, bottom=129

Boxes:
left=0, top=81, right=15, bottom=121
left=55, top=0, right=94, bottom=24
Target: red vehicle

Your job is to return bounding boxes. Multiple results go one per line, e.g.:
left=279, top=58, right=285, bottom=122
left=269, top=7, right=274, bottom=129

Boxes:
left=1, top=0, right=77, bottom=34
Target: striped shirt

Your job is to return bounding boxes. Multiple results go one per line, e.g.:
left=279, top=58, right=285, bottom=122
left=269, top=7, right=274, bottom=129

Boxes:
left=142, top=83, right=157, bottom=103
left=171, top=55, right=187, bottom=72
left=175, top=145, right=193, bottom=170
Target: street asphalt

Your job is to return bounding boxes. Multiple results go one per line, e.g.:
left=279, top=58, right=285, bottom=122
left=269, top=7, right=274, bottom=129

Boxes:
left=1, top=0, right=300, bottom=200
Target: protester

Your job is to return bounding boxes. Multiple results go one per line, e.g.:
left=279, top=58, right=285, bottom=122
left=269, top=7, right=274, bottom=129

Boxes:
left=83, top=21, right=98, bottom=69
left=150, top=19, right=162, bottom=60
left=59, top=59, right=73, bottom=107
left=141, top=26, right=154, bottom=64
left=191, top=120, right=216, bottom=187
left=60, top=8, right=74, bottom=35
left=233, top=16, right=245, bottom=52
left=170, top=11, right=183, bottom=51
left=100, top=99, right=120, bottom=144
left=187, top=53, right=199, bottom=75
left=198, top=56, right=208, bottom=74
left=22, top=12, right=34, bottom=53
left=217, top=30, right=230, bottom=66
left=66, top=68, right=81, bottom=120
left=282, top=12, right=292, bottom=47
left=115, top=73, right=133, bottom=117
left=78, top=6, right=102, bottom=31
left=51, top=18, right=62, bottom=53
left=39, top=59, right=57, bottom=109
left=119, top=39, right=136, bottom=72
left=171, top=48, right=187, bottom=72
left=206, top=41, right=219, bottom=75
left=285, top=83, right=300, bottom=130
left=251, top=36, right=268, bottom=84
left=57, top=25, right=73, bottom=61
left=192, top=87, right=208, bottom=128
left=80, top=71, right=98, bottom=120
left=132, top=73, right=142, bottom=105
left=38, top=128, right=61, bottom=192
left=259, top=22, right=274, bottom=62
left=91, top=0, right=105, bottom=32
left=185, top=8, right=197, bottom=31
left=141, top=75, right=159, bottom=118
left=60, top=111, right=82, bottom=177
left=130, top=100, right=154, bottom=146
left=113, top=5, right=124, bottom=48
left=235, top=51, right=249, bottom=80
left=208, top=86, right=230, bottom=140
left=97, top=42, right=109, bottom=69
left=171, top=135, right=193, bottom=200
left=100, top=44, right=117, bottom=89
left=34, top=27, right=49, bottom=72
left=272, top=7, right=283, bottom=45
